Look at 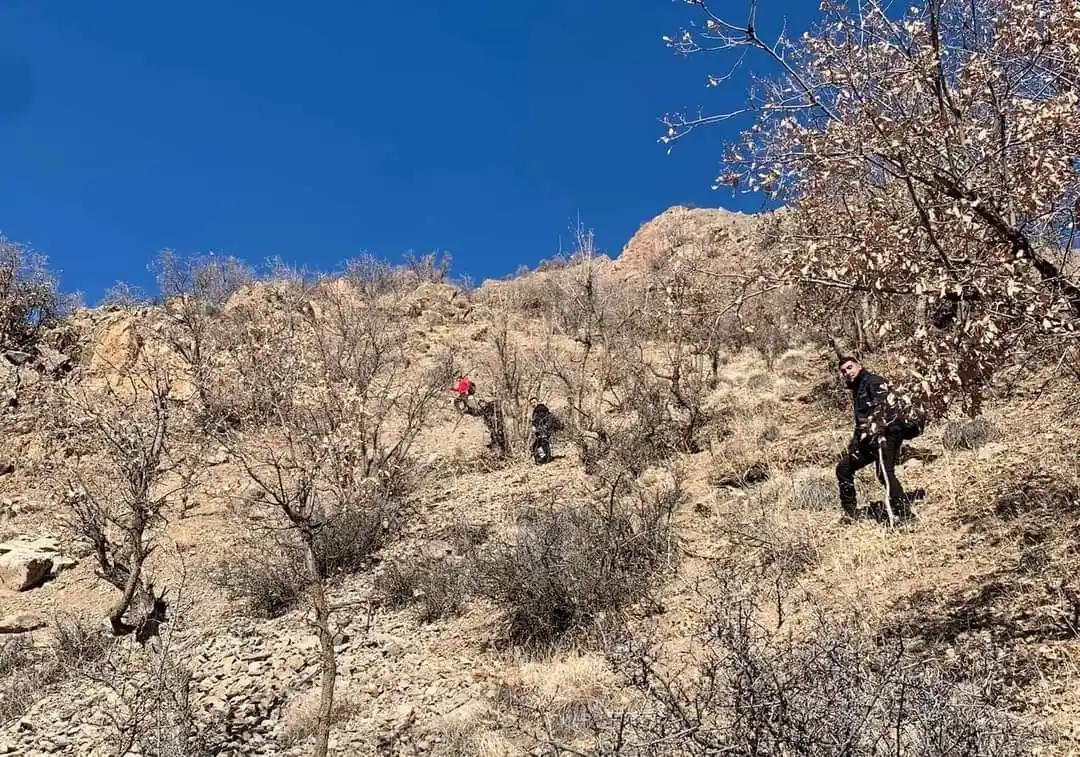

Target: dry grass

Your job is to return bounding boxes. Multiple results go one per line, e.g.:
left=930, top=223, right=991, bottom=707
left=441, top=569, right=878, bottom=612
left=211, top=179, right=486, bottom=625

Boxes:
left=497, top=652, right=624, bottom=747
left=4, top=222, right=1080, bottom=754
left=278, top=687, right=365, bottom=748
left=942, top=416, right=1001, bottom=451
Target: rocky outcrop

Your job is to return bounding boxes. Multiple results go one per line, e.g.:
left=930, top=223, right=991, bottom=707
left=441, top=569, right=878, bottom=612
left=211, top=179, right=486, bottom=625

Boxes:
left=0, top=536, right=76, bottom=592
left=617, top=205, right=761, bottom=271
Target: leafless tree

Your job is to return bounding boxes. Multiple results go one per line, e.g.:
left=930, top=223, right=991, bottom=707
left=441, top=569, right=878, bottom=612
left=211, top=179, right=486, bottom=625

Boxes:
left=0, top=236, right=76, bottom=351
left=58, top=350, right=186, bottom=640
left=218, top=281, right=450, bottom=757
left=150, top=249, right=254, bottom=407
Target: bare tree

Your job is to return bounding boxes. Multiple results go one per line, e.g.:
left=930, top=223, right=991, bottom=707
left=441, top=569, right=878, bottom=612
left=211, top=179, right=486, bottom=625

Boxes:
left=58, top=352, right=185, bottom=639
left=218, top=281, right=450, bottom=757
left=150, top=250, right=254, bottom=408
left=664, top=0, right=1080, bottom=418
left=0, top=236, right=76, bottom=351
left=541, top=222, right=641, bottom=466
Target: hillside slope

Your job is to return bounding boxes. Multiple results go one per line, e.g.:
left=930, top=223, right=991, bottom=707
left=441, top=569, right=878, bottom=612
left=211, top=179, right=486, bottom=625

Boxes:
left=0, top=209, right=1076, bottom=756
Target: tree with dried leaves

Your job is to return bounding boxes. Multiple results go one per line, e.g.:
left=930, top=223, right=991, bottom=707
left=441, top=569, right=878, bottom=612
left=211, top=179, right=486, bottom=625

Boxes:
left=665, top=0, right=1080, bottom=418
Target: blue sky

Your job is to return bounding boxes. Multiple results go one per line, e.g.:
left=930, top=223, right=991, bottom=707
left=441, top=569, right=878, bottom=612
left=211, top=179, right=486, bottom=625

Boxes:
left=0, top=1, right=817, bottom=303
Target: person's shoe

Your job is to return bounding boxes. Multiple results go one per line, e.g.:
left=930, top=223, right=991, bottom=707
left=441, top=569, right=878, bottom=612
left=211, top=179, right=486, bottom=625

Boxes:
left=891, top=508, right=917, bottom=526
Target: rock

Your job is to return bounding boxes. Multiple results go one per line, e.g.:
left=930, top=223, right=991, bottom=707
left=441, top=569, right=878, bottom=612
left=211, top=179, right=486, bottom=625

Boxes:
left=0, top=536, right=77, bottom=589
left=0, top=551, right=53, bottom=591
left=420, top=539, right=454, bottom=559
left=393, top=703, right=416, bottom=730
left=35, top=345, right=71, bottom=376
left=3, top=351, right=32, bottom=366
left=0, top=612, right=46, bottom=633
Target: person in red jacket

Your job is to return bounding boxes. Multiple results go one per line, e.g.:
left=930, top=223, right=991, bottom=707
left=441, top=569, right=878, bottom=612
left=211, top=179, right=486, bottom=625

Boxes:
left=452, top=375, right=476, bottom=414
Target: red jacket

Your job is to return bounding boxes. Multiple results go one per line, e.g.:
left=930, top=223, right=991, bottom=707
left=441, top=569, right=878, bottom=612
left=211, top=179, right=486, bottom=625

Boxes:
left=453, top=377, right=474, bottom=396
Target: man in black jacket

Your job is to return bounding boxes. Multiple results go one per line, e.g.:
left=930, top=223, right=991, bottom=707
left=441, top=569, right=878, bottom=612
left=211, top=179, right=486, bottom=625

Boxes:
left=835, top=356, right=915, bottom=525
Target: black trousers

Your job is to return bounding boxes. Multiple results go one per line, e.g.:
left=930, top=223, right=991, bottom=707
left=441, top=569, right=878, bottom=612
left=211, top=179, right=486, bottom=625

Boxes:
left=531, top=434, right=551, bottom=463
left=836, top=433, right=909, bottom=517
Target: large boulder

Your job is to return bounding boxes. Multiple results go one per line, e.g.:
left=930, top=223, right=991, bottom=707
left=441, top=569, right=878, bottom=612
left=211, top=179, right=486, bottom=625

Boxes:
left=0, top=550, right=52, bottom=591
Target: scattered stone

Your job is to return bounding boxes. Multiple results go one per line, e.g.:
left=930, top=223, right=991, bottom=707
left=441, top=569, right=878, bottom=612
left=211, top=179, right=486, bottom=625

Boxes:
left=0, top=612, right=46, bottom=633
left=35, top=345, right=71, bottom=375
left=420, top=539, right=454, bottom=559
left=3, top=351, right=32, bottom=366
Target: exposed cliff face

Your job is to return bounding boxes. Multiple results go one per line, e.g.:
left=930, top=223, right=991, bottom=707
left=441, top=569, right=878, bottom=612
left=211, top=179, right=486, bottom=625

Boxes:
left=616, top=205, right=762, bottom=270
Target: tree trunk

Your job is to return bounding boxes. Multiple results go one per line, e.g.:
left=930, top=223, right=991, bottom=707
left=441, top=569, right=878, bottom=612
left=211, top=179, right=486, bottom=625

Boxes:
left=304, top=541, right=337, bottom=757
left=108, top=534, right=146, bottom=635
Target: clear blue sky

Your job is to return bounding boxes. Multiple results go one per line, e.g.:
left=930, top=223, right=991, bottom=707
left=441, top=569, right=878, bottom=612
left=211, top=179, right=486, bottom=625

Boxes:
left=0, top=1, right=816, bottom=303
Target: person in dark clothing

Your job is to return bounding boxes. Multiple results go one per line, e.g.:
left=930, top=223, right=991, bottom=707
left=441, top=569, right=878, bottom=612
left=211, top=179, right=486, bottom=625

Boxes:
left=835, top=356, right=915, bottom=525
left=477, top=399, right=507, bottom=456
left=529, top=397, right=562, bottom=464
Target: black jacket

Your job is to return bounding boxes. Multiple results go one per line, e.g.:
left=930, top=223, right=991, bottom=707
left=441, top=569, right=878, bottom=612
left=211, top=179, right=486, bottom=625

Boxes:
left=531, top=404, right=561, bottom=437
left=848, top=370, right=901, bottom=440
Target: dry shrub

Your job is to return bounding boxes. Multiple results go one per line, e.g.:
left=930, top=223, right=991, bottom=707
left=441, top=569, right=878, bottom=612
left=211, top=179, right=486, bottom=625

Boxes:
left=0, top=636, right=54, bottom=724
left=709, top=408, right=780, bottom=487
left=709, top=490, right=822, bottom=612
left=575, top=586, right=1033, bottom=756
left=214, top=503, right=393, bottom=619
left=942, top=417, right=1001, bottom=451
left=789, top=468, right=836, bottom=511
left=498, top=652, right=622, bottom=744
left=0, top=238, right=76, bottom=351
left=604, top=364, right=712, bottom=475
left=212, top=548, right=305, bottom=619
left=475, top=472, right=684, bottom=647
left=445, top=520, right=491, bottom=554
left=0, top=618, right=115, bottom=726
left=375, top=557, right=469, bottom=623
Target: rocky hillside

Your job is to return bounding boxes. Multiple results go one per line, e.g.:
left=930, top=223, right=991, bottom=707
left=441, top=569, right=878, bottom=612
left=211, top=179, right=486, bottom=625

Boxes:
left=0, top=207, right=1076, bottom=756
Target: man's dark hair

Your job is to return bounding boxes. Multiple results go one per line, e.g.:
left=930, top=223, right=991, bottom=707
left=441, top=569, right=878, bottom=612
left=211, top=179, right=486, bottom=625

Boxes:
left=837, top=355, right=859, bottom=368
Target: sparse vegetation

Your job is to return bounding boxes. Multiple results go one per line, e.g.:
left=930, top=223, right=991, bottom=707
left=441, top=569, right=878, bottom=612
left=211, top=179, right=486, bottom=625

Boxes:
left=57, top=348, right=182, bottom=640
left=942, top=416, right=1001, bottom=451
left=0, top=238, right=76, bottom=351
left=4, top=19, right=1080, bottom=746
left=474, top=470, right=684, bottom=647
left=576, top=585, right=1033, bottom=756
left=790, top=469, right=836, bottom=511
left=375, top=557, right=469, bottom=623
